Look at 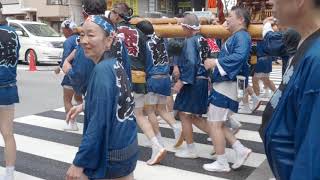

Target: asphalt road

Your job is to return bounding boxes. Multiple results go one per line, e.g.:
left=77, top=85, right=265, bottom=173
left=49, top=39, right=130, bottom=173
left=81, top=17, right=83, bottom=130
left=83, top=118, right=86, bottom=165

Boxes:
left=0, top=63, right=275, bottom=180
left=15, top=63, right=64, bottom=118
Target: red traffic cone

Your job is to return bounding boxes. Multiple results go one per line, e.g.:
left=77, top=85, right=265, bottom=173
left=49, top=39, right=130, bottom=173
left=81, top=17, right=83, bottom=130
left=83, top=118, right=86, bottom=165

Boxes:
left=29, top=50, right=37, bottom=71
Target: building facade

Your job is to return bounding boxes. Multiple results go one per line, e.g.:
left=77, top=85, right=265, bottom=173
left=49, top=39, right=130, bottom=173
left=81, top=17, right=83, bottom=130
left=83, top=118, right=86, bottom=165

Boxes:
left=2, top=0, right=213, bottom=31
left=1, top=0, right=82, bottom=31
left=106, top=0, right=208, bottom=18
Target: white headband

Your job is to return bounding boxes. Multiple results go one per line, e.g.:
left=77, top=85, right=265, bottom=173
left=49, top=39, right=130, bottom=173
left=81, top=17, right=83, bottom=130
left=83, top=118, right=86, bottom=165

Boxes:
left=181, top=23, right=201, bottom=30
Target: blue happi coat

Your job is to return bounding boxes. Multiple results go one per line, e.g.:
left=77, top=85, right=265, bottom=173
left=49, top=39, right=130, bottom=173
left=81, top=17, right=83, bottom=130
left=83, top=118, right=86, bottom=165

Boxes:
left=263, top=31, right=290, bottom=75
left=117, top=21, right=147, bottom=94
left=254, top=40, right=274, bottom=74
left=68, top=38, right=131, bottom=95
left=67, top=45, right=95, bottom=95
left=173, top=34, right=210, bottom=115
left=73, top=54, right=138, bottom=179
left=60, top=34, right=78, bottom=87
left=209, top=29, right=251, bottom=112
left=145, top=34, right=171, bottom=96
left=0, top=24, right=20, bottom=105
left=261, top=30, right=320, bottom=180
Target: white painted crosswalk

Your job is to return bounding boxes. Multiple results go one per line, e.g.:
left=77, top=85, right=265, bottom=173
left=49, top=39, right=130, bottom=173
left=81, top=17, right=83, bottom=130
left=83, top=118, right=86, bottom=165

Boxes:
left=248, top=67, right=282, bottom=88
left=0, top=67, right=282, bottom=180
left=0, top=108, right=265, bottom=180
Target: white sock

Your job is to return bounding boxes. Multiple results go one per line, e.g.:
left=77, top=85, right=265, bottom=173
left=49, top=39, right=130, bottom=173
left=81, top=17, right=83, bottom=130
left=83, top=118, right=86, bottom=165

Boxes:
left=217, top=153, right=228, bottom=164
left=156, top=133, right=164, bottom=146
left=232, top=140, right=246, bottom=153
left=169, top=111, right=174, bottom=117
left=151, top=137, right=163, bottom=149
left=171, top=122, right=180, bottom=130
left=187, top=143, right=195, bottom=150
left=252, top=94, right=259, bottom=100
left=243, top=102, right=250, bottom=108
left=156, top=133, right=162, bottom=139
left=5, top=166, right=14, bottom=176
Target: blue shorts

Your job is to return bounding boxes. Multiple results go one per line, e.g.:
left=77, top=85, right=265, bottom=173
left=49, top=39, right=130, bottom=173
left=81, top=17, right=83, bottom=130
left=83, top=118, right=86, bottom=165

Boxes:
left=174, top=79, right=208, bottom=115
left=255, top=56, right=273, bottom=73
left=208, top=89, right=239, bottom=113
left=0, top=85, right=19, bottom=105
left=61, top=75, right=72, bottom=87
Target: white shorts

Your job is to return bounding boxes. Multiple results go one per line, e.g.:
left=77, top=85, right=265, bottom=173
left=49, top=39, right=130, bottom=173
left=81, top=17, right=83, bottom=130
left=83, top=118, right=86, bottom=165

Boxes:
left=207, top=104, right=231, bottom=122
left=254, top=73, right=270, bottom=78
left=63, top=85, right=73, bottom=90
left=0, top=104, right=15, bottom=109
left=144, top=92, right=167, bottom=105
left=133, top=93, right=145, bottom=108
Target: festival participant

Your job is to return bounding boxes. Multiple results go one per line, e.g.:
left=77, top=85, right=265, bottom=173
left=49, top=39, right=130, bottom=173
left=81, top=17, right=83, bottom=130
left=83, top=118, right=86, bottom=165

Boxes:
left=62, top=0, right=105, bottom=96
left=65, top=15, right=137, bottom=180
left=203, top=6, right=252, bottom=172
left=253, top=41, right=276, bottom=96
left=260, top=0, right=320, bottom=179
left=0, top=6, right=20, bottom=180
left=62, top=0, right=131, bottom=96
left=109, top=3, right=166, bottom=165
left=262, top=17, right=301, bottom=76
left=172, top=13, right=211, bottom=159
left=136, top=20, right=183, bottom=148
left=166, top=37, right=184, bottom=120
left=56, top=20, right=83, bottom=131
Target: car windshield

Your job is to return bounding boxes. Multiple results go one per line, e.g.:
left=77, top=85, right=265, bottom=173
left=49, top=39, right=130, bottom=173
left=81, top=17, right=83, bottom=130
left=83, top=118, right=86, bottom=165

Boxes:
left=22, top=23, right=60, bottom=37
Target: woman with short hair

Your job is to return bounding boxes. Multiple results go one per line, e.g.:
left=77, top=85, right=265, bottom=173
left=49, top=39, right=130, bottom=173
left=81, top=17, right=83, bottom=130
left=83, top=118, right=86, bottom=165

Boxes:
left=65, top=15, right=138, bottom=180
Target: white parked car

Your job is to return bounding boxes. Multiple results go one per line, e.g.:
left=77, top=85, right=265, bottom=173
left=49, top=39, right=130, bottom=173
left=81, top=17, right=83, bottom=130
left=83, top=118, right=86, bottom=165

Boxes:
left=7, top=20, right=65, bottom=64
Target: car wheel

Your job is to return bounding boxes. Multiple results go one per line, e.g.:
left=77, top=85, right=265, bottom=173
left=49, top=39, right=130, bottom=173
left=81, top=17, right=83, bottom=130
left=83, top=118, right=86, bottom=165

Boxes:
left=25, top=49, right=39, bottom=65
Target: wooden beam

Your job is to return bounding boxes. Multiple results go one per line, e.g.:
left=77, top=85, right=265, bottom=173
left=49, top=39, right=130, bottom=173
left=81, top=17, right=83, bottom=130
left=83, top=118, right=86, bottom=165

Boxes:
left=153, top=24, right=263, bottom=39
left=130, top=17, right=209, bottom=25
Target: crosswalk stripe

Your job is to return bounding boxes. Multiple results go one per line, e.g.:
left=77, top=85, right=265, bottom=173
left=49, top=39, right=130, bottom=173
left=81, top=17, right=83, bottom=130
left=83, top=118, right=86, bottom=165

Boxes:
left=54, top=107, right=84, bottom=115
left=0, top=134, right=76, bottom=163
left=35, top=110, right=265, bottom=154
left=12, top=114, right=265, bottom=168
left=0, top=167, right=44, bottom=180
left=137, top=134, right=265, bottom=168
left=53, top=109, right=264, bottom=143
left=14, top=115, right=83, bottom=135
left=134, top=161, right=228, bottom=180
left=7, top=66, right=282, bottom=179
left=0, top=134, right=238, bottom=180
left=50, top=108, right=264, bottom=143
left=232, top=114, right=261, bottom=124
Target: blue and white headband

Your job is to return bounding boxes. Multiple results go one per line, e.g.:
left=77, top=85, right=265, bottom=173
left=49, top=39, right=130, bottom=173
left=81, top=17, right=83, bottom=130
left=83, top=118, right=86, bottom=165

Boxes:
left=181, top=23, right=201, bottom=30
left=87, top=15, right=115, bottom=34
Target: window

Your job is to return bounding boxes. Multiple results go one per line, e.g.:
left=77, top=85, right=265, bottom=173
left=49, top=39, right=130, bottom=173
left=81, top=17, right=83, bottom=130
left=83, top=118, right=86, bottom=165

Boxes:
left=47, top=0, right=69, bottom=5
left=10, top=23, right=29, bottom=37
left=22, top=23, right=60, bottom=37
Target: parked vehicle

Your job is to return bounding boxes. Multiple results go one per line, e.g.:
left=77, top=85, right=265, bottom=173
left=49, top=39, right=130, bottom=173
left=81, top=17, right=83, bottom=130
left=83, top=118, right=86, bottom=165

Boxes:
left=8, top=20, right=65, bottom=64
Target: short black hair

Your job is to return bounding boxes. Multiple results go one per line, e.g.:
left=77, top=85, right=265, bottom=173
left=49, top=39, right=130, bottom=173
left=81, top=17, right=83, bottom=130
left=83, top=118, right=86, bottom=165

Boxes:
left=283, top=28, right=301, bottom=57
left=136, top=20, right=154, bottom=35
left=315, top=0, right=320, bottom=7
left=231, top=6, right=251, bottom=29
left=82, top=0, right=106, bottom=15
left=113, top=2, right=133, bottom=21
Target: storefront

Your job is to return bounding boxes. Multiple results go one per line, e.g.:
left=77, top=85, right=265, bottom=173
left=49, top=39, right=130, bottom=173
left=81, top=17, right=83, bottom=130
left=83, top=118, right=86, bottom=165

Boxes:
left=105, top=0, right=207, bottom=18
left=106, top=0, right=139, bottom=16
left=174, top=0, right=206, bottom=15
left=156, top=0, right=174, bottom=17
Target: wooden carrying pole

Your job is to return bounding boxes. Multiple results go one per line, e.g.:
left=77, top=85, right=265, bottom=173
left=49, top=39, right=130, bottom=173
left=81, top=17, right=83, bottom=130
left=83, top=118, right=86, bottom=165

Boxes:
left=130, top=17, right=210, bottom=25
left=129, top=18, right=262, bottom=39
left=152, top=24, right=263, bottom=39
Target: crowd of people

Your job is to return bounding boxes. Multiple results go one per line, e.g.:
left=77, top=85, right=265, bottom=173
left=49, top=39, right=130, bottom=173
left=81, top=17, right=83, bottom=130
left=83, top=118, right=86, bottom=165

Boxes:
left=0, top=0, right=320, bottom=180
